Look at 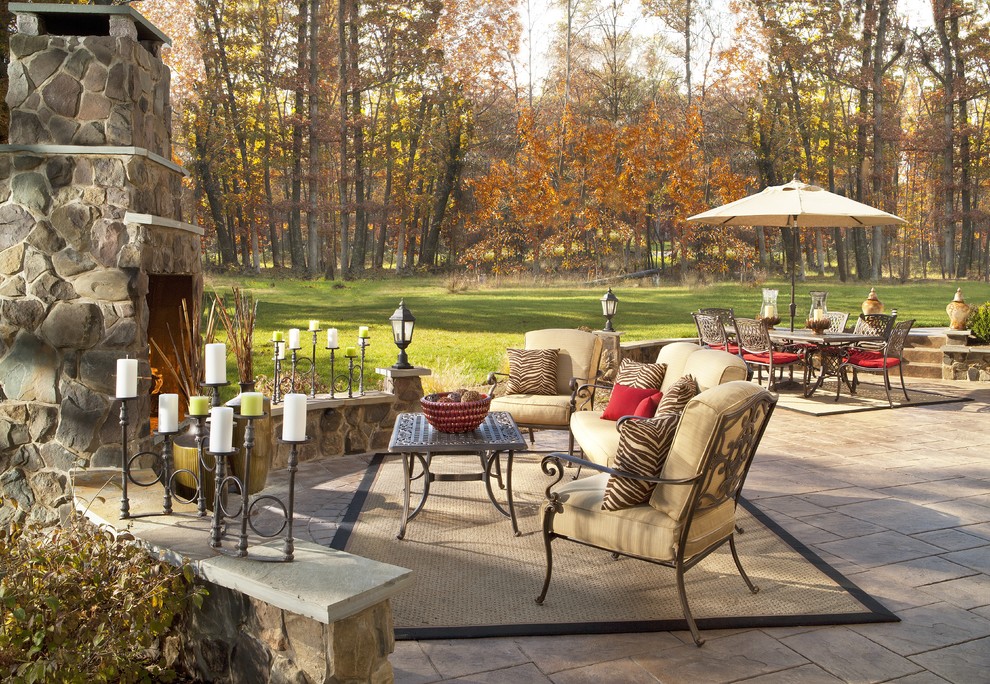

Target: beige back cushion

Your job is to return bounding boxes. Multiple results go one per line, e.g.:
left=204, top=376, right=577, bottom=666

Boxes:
left=525, top=328, right=599, bottom=394
left=682, top=349, right=748, bottom=391
left=655, top=342, right=702, bottom=391
left=649, top=381, right=767, bottom=520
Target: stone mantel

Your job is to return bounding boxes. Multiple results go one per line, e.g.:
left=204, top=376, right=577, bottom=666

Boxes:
left=125, top=212, right=203, bottom=236
left=0, top=144, right=187, bottom=177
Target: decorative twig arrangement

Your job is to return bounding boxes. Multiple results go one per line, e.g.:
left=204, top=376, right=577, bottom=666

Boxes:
left=214, top=288, right=258, bottom=385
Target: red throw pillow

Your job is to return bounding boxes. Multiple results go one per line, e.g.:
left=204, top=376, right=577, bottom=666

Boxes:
left=635, top=392, right=663, bottom=417
left=602, top=384, right=661, bottom=421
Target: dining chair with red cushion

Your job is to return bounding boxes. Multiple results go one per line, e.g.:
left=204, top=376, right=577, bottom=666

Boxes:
left=692, top=312, right=740, bottom=355
left=733, top=317, right=804, bottom=389
left=836, top=319, right=914, bottom=407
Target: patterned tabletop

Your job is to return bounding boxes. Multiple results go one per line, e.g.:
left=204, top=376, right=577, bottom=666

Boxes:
left=388, top=411, right=527, bottom=453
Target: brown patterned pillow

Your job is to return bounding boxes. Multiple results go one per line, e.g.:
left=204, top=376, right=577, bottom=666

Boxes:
left=614, top=359, right=667, bottom=390
left=505, top=348, right=559, bottom=395
left=602, top=412, right=681, bottom=510
left=655, top=374, right=698, bottom=416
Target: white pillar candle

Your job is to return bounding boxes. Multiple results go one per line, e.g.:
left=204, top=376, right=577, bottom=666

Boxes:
left=158, top=393, right=179, bottom=432
left=282, top=393, right=308, bottom=441
left=116, top=358, right=138, bottom=398
left=308, top=319, right=319, bottom=331
left=288, top=328, right=301, bottom=350
left=276, top=342, right=285, bottom=360
left=204, top=343, right=227, bottom=384
left=326, top=328, right=338, bottom=348
left=209, top=407, right=234, bottom=453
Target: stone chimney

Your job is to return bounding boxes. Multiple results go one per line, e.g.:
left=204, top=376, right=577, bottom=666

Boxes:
left=0, top=3, right=203, bottom=525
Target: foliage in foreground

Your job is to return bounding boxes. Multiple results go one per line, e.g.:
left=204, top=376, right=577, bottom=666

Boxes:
left=0, top=500, right=205, bottom=683
left=969, top=303, right=990, bottom=344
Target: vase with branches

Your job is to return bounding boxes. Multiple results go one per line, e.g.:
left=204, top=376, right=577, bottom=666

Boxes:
left=214, top=288, right=258, bottom=391
left=150, top=298, right=220, bottom=410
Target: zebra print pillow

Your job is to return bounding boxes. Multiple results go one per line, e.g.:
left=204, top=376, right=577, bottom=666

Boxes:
left=602, top=412, right=681, bottom=510
left=505, top=348, right=559, bottom=395
left=614, top=358, right=667, bottom=390
left=654, top=374, right=699, bottom=416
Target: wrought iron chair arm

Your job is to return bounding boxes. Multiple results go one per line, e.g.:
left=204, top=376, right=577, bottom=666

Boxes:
left=486, top=371, right=509, bottom=396
left=540, top=452, right=702, bottom=487
left=571, top=379, right=612, bottom=412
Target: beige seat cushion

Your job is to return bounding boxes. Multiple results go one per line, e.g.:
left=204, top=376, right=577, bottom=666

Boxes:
left=525, top=328, right=599, bottom=394
left=570, top=410, right=620, bottom=466
left=650, top=381, right=766, bottom=520
left=547, top=473, right=737, bottom=561
left=491, top=393, right=572, bottom=427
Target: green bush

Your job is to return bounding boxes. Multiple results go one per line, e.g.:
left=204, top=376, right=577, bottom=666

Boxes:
left=0, top=500, right=206, bottom=683
left=970, top=302, right=990, bottom=344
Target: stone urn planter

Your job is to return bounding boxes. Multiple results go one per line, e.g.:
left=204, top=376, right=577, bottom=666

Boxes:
left=862, top=287, right=884, bottom=315
left=946, top=288, right=972, bottom=331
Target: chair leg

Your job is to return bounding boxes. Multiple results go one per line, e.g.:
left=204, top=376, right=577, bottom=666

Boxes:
left=675, top=561, right=704, bottom=647
left=528, top=428, right=535, bottom=444
left=882, top=368, right=894, bottom=408
left=898, top=364, right=910, bottom=402
left=729, top=535, right=760, bottom=594
left=535, top=510, right=556, bottom=605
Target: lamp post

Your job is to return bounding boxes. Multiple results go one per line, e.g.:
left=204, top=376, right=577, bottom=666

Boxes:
left=601, top=288, right=618, bottom=332
left=389, top=300, right=416, bottom=369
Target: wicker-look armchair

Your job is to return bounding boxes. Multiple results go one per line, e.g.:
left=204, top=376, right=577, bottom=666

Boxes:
left=487, top=329, right=604, bottom=453
left=536, top=381, right=778, bottom=646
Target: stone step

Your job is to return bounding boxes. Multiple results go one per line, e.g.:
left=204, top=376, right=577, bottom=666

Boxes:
left=903, top=347, right=942, bottom=364
left=906, top=333, right=948, bottom=348
left=901, top=360, right=944, bottom=379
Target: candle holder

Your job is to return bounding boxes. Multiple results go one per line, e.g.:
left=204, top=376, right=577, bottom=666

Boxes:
left=190, top=414, right=211, bottom=517
left=202, top=381, right=231, bottom=408
left=358, top=338, right=369, bottom=395
left=277, top=436, right=308, bottom=561
left=347, top=354, right=356, bottom=398
left=325, top=344, right=338, bottom=398
left=272, top=340, right=285, bottom=404
left=309, top=329, right=320, bottom=398
left=209, top=445, right=238, bottom=549
left=288, top=345, right=316, bottom=397
left=117, top=399, right=204, bottom=521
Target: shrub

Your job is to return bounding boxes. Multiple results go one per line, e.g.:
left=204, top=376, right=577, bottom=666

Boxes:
left=0, top=500, right=205, bottom=683
left=970, top=302, right=990, bottom=344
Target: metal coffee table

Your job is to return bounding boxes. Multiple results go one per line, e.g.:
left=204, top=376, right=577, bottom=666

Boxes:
left=387, top=411, right=527, bottom=539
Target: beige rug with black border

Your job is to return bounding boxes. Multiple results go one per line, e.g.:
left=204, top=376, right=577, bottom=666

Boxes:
left=331, top=454, right=897, bottom=639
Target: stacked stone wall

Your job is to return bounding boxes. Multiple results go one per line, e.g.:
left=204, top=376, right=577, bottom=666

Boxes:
left=6, top=32, right=171, bottom=156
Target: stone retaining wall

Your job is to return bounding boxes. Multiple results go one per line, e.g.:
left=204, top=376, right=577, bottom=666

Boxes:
left=942, top=345, right=990, bottom=382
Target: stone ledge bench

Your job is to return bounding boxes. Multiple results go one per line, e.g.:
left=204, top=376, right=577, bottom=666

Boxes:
left=72, top=468, right=412, bottom=683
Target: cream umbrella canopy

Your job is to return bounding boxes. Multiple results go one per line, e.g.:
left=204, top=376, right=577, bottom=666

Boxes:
left=687, top=179, right=906, bottom=330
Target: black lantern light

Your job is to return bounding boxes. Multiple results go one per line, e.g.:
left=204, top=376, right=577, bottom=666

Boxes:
left=600, top=288, right=618, bottom=332
left=389, top=299, right=416, bottom=369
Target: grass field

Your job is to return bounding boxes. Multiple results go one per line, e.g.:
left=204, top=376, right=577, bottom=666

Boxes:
left=204, top=273, right=990, bottom=396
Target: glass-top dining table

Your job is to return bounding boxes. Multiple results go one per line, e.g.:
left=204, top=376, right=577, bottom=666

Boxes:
left=767, top=329, right=884, bottom=397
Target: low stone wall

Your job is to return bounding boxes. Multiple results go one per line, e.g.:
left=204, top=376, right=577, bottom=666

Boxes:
left=167, top=581, right=394, bottom=683
left=620, top=337, right=698, bottom=364
left=942, top=345, right=990, bottom=381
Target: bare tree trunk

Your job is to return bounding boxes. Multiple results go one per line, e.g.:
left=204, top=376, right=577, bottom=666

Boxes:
left=349, top=0, right=368, bottom=273
left=289, top=0, right=309, bottom=269
left=307, top=0, right=322, bottom=276
left=337, top=0, right=351, bottom=275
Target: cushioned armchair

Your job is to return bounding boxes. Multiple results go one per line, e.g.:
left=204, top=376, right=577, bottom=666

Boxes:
left=536, top=381, right=778, bottom=646
left=488, top=328, right=604, bottom=452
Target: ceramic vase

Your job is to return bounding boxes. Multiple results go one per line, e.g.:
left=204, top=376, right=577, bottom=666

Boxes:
left=946, top=288, right=972, bottom=330
left=862, top=287, right=884, bottom=315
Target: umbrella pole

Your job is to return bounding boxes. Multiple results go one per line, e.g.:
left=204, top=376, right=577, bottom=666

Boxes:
left=790, top=219, right=797, bottom=332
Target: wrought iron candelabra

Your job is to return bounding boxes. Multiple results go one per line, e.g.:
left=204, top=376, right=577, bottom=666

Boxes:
left=325, top=343, right=338, bottom=398
left=309, top=330, right=319, bottom=398
left=117, top=398, right=206, bottom=521
left=358, top=338, right=369, bottom=395
left=272, top=341, right=285, bottom=404
left=115, top=397, right=306, bottom=562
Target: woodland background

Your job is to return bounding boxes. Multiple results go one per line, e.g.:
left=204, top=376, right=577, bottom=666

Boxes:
left=2, top=0, right=989, bottom=283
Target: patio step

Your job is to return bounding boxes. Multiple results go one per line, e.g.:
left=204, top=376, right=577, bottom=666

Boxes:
left=902, top=347, right=942, bottom=364
left=901, top=359, right=944, bottom=379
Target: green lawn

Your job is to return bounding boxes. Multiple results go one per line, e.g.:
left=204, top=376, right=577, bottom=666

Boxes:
left=204, top=273, right=990, bottom=395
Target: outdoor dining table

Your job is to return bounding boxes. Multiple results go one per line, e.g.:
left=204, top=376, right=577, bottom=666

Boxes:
left=767, top=330, right=884, bottom=397
left=387, top=411, right=527, bottom=540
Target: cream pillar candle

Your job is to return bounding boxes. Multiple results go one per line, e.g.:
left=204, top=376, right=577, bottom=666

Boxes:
left=326, top=328, right=338, bottom=349
left=288, top=328, right=301, bottom=350
left=282, top=394, right=308, bottom=441
left=116, top=358, right=138, bottom=398
left=308, top=320, right=320, bottom=331
left=158, top=394, right=179, bottom=432
left=204, top=343, right=227, bottom=384
left=209, top=407, right=234, bottom=453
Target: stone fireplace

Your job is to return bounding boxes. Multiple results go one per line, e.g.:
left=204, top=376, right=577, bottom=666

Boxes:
left=0, top=3, right=203, bottom=524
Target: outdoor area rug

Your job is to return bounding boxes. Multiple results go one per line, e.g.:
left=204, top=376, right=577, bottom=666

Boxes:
left=771, top=380, right=970, bottom=416
left=331, top=453, right=898, bottom=640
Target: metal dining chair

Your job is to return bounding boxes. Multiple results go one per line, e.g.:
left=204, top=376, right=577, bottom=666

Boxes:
left=692, top=312, right=738, bottom=354
left=836, top=319, right=914, bottom=407
left=733, top=317, right=804, bottom=389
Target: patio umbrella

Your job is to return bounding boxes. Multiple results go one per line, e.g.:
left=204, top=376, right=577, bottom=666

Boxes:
left=686, top=179, right=906, bottom=331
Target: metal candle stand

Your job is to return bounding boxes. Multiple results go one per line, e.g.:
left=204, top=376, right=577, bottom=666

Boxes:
left=203, top=381, right=230, bottom=408
left=272, top=341, right=285, bottom=404
left=208, top=412, right=307, bottom=561
left=358, top=338, right=369, bottom=395
left=288, top=343, right=317, bottom=397
left=117, top=397, right=209, bottom=521
left=325, top=344, right=338, bottom=398
left=116, top=397, right=306, bottom=562
left=346, top=355, right=356, bottom=398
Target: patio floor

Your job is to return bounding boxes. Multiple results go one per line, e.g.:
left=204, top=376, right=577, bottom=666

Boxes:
left=284, top=379, right=990, bottom=683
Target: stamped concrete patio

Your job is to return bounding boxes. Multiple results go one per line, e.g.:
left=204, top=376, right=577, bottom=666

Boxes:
left=281, top=379, right=990, bottom=683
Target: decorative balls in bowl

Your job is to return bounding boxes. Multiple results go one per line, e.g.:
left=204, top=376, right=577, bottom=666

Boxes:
left=420, top=390, right=491, bottom=433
